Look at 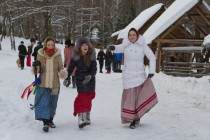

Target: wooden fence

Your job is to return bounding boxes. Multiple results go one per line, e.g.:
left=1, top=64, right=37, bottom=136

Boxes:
left=162, top=46, right=210, bottom=77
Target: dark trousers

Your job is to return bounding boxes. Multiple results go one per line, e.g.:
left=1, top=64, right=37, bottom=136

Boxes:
left=19, top=55, right=25, bottom=69
left=34, top=55, right=37, bottom=61
left=116, top=61, right=121, bottom=70
left=105, top=60, right=112, bottom=71
left=99, top=60, right=104, bottom=72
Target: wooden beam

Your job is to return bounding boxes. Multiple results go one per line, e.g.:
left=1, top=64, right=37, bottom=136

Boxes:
left=176, top=26, right=191, bottom=38
left=194, top=25, right=207, bottom=36
left=186, top=19, right=208, bottom=26
left=154, top=39, right=203, bottom=45
left=169, top=33, right=177, bottom=39
left=195, top=7, right=210, bottom=26
left=156, top=41, right=161, bottom=73
left=187, top=15, right=208, bottom=36
left=160, top=18, right=185, bottom=39
left=189, top=14, right=210, bottom=18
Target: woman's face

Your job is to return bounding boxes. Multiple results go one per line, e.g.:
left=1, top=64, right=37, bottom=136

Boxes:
left=46, top=40, right=55, bottom=49
left=128, top=31, right=138, bottom=43
left=80, top=43, right=89, bottom=55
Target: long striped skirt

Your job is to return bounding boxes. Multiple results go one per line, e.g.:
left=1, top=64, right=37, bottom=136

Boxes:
left=121, top=79, right=158, bottom=124
left=34, top=87, right=59, bottom=120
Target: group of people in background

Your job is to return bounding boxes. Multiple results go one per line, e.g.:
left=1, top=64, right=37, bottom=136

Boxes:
left=17, top=38, right=43, bottom=70
left=21, top=27, right=157, bottom=132
left=97, top=47, right=122, bottom=73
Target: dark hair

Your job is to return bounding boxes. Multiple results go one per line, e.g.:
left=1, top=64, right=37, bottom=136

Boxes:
left=65, top=39, right=71, bottom=46
left=78, top=43, right=93, bottom=67
left=128, top=28, right=139, bottom=40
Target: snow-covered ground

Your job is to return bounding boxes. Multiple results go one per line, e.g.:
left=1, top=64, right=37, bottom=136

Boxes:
left=0, top=37, right=210, bottom=140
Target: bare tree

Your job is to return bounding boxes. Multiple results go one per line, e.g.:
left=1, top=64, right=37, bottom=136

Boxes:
left=0, top=0, right=178, bottom=50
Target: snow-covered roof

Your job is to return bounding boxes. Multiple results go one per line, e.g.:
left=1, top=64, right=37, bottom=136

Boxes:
left=111, top=3, right=164, bottom=39
left=111, top=30, right=123, bottom=37
left=117, top=3, right=164, bottom=40
left=143, top=0, right=200, bottom=44
left=203, top=34, right=210, bottom=45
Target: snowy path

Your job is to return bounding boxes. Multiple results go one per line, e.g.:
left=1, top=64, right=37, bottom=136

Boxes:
left=0, top=48, right=210, bottom=140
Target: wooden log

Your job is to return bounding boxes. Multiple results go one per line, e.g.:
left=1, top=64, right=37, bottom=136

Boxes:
left=163, top=66, right=207, bottom=70
left=164, top=62, right=210, bottom=66
left=164, top=72, right=209, bottom=77
left=156, top=41, right=161, bottom=73
left=154, top=39, right=203, bottom=45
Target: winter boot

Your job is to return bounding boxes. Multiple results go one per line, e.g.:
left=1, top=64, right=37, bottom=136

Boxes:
left=72, top=76, right=76, bottom=88
left=49, top=117, right=56, bottom=128
left=43, top=120, right=49, bottom=132
left=106, top=70, right=110, bottom=74
left=85, top=112, right=91, bottom=125
left=134, top=118, right=140, bottom=125
left=78, top=113, right=87, bottom=128
left=129, top=120, right=136, bottom=129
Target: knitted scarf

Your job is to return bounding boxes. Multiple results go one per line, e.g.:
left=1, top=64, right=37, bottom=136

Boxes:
left=45, top=48, right=55, bottom=57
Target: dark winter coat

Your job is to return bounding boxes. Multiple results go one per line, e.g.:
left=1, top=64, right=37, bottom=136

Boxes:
left=105, top=50, right=113, bottom=70
left=105, top=50, right=113, bottom=62
left=67, top=37, right=97, bottom=93
left=18, top=45, right=27, bottom=56
left=27, top=45, right=33, bottom=55
left=32, top=44, right=43, bottom=60
left=97, top=51, right=105, bottom=62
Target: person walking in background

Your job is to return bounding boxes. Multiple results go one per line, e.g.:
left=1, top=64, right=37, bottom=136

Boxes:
left=114, top=53, right=122, bottom=72
left=32, top=37, right=67, bottom=132
left=97, top=48, right=105, bottom=73
left=63, top=39, right=76, bottom=88
left=26, top=42, right=34, bottom=67
left=105, top=48, right=113, bottom=74
left=18, top=41, right=27, bottom=70
left=32, top=41, right=43, bottom=61
left=65, top=37, right=97, bottom=129
left=109, top=28, right=157, bottom=129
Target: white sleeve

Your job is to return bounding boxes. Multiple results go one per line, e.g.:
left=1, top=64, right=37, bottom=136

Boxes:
left=143, top=42, right=156, bottom=74
left=114, top=43, right=126, bottom=53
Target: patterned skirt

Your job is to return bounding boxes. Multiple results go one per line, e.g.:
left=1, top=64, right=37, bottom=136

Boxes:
left=121, top=79, right=158, bottom=124
left=34, top=87, right=59, bottom=120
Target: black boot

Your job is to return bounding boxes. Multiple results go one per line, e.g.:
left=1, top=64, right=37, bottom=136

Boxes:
left=129, top=121, right=136, bottom=129
left=43, top=119, right=49, bottom=132
left=134, top=118, right=140, bottom=125
left=49, top=117, right=56, bottom=128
